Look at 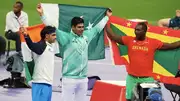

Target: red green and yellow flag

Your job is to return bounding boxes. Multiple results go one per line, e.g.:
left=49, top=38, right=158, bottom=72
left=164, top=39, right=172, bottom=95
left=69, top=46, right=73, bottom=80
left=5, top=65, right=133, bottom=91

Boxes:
left=108, top=16, right=180, bottom=85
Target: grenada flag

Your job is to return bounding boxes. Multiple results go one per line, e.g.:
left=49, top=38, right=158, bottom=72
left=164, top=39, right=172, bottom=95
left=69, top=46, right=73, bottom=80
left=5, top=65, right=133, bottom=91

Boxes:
left=108, top=16, right=180, bottom=85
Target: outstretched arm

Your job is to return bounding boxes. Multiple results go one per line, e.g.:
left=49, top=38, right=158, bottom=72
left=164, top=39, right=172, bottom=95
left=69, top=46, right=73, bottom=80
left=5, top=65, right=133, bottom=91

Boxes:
left=84, top=8, right=112, bottom=43
left=105, top=25, right=124, bottom=45
left=20, top=27, right=46, bottom=55
left=37, top=3, right=54, bottom=26
left=159, top=41, right=180, bottom=50
left=37, top=3, right=70, bottom=46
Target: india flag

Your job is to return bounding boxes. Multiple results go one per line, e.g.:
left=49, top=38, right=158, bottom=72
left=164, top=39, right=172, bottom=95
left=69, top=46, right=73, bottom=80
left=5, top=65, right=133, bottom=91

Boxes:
left=41, top=3, right=108, bottom=59
left=20, top=3, right=108, bottom=83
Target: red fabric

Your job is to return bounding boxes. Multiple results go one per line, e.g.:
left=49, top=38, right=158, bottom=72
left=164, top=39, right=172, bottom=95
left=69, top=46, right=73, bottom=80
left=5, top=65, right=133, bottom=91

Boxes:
left=90, top=81, right=126, bottom=101
left=122, top=36, right=163, bottom=76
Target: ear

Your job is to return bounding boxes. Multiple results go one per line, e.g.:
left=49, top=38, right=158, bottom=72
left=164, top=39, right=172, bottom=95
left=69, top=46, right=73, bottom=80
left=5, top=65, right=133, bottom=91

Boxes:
left=72, top=25, right=75, bottom=30
left=45, top=34, right=49, bottom=39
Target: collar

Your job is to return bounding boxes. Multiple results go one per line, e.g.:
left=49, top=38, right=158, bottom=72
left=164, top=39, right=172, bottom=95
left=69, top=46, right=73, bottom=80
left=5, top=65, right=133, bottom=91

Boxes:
left=46, top=41, right=53, bottom=47
left=71, top=31, right=83, bottom=37
left=12, top=11, right=22, bottom=18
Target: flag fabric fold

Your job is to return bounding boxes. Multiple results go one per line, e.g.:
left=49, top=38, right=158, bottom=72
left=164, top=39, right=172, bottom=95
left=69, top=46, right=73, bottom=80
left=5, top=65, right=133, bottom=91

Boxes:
left=108, top=16, right=180, bottom=85
left=20, top=4, right=108, bottom=83
left=41, top=3, right=107, bottom=60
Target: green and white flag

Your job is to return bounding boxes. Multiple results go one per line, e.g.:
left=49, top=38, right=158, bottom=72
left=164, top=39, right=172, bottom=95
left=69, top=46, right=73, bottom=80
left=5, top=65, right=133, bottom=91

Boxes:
left=41, top=3, right=107, bottom=60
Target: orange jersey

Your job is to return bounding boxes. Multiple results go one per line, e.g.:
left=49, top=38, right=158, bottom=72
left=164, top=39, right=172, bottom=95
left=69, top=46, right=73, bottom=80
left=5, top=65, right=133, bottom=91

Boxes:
left=122, top=36, right=163, bottom=77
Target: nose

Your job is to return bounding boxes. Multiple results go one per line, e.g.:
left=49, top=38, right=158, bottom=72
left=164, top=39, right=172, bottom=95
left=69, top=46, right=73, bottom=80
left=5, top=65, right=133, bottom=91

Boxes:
left=81, top=28, right=84, bottom=31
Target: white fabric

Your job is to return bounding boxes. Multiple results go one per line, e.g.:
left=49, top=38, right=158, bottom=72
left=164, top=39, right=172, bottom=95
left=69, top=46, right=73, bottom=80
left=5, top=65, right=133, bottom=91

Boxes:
left=62, top=77, right=88, bottom=101
left=21, top=43, right=34, bottom=61
left=5, top=11, right=30, bottom=62
left=22, top=3, right=59, bottom=62
left=32, top=42, right=57, bottom=85
left=5, top=11, right=28, bottom=32
left=22, top=41, right=59, bottom=62
left=41, top=3, right=59, bottom=28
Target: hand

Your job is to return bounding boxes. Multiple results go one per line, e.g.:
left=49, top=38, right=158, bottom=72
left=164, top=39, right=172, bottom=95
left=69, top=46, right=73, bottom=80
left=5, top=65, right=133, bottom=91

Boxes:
left=19, top=27, right=28, bottom=35
left=106, top=8, right=112, bottom=17
left=37, top=3, right=43, bottom=16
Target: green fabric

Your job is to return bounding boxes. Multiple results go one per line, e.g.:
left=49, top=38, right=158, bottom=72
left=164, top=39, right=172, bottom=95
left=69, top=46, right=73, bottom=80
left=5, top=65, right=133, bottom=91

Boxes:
left=56, top=16, right=109, bottom=79
left=111, top=23, right=180, bottom=76
left=24, top=61, right=34, bottom=84
left=126, top=75, right=154, bottom=99
left=58, top=4, right=107, bottom=60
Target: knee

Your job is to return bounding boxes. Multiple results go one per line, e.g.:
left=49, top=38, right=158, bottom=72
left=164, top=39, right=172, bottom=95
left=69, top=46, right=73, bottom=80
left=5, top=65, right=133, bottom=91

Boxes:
left=0, top=36, right=6, bottom=44
left=157, top=19, right=164, bottom=27
left=157, top=19, right=170, bottom=27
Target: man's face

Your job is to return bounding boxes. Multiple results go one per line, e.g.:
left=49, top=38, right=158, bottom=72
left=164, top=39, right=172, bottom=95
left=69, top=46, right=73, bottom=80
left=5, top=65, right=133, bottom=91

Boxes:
left=134, top=25, right=146, bottom=39
left=72, top=23, right=84, bottom=36
left=46, top=33, right=56, bottom=43
left=13, top=3, right=22, bottom=14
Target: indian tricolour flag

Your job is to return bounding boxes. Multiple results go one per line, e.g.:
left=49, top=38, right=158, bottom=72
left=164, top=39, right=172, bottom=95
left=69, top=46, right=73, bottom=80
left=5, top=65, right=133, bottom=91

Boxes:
left=41, top=3, right=108, bottom=59
left=21, top=3, right=108, bottom=83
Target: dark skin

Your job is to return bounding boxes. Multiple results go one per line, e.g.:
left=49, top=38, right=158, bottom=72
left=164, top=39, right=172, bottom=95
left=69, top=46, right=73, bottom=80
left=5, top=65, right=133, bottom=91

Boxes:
left=106, top=24, right=179, bottom=101
left=13, top=3, right=23, bottom=17
left=105, top=24, right=180, bottom=50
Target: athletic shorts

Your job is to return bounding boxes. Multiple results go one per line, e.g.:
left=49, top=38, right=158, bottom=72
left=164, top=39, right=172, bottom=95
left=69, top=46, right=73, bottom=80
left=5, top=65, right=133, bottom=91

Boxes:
left=32, top=83, right=52, bottom=101
left=126, top=74, right=154, bottom=99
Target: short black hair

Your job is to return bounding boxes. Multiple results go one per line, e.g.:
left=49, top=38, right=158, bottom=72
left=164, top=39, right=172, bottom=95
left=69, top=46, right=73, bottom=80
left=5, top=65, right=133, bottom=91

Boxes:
left=137, top=22, right=148, bottom=32
left=71, top=17, right=84, bottom=27
left=40, top=26, right=56, bottom=39
left=16, top=1, right=23, bottom=8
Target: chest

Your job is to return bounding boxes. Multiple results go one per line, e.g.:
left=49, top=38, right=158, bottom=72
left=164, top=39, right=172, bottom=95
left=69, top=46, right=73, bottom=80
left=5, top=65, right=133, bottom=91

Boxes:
left=11, top=15, right=25, bottom=26
left=71, top=36, right=88, bottom=52
left=128, top=40, right=155, bottom=55
left=39, top=46, right=55, bottom=60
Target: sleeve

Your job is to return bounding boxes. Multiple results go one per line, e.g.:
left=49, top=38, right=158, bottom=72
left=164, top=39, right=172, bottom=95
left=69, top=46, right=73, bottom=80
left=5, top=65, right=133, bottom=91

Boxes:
left=56, top=29, right=70, bottom=46
left=41, top=14, right=70, bottom=46
left=84, top=16, right=109, bottom=43
left=154, top=39, right=163, bottom=49
left=40, top=14, right=54, bottom=26
left=24, top=35, right=47, bottom=55
left=122, top=36, right=132, bottom=45
left=6, top=13, right=18, bottom=32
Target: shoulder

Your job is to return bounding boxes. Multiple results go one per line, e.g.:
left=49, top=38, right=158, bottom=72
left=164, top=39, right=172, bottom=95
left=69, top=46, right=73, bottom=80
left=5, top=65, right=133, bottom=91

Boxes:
left=82, top=35, right=88, bottom=42
left=83, top=35, right=88, bottom=39
left=147, top=38, right=163, bottom=48
left=148, top=37, right=161, bottom=43
left=122, top=36, right=134, bottom=41
left=6, top=11, right=13, bottom=17
left=21, top=11, right=28, bottom=16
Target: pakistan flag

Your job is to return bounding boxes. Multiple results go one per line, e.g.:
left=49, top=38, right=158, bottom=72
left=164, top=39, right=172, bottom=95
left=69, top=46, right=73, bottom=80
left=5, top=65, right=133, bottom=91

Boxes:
left=41, top=3, right=107, bottom=60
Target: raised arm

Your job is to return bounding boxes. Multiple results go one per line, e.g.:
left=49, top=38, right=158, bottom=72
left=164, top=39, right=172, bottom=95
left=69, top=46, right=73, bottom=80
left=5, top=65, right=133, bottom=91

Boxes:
left=105, top=25, right=124, bottom=45
left=20, top=27, right=46, bottom=55
left=24, top=35, right=46, bottom=55
left=84, top=9, right=112, bottom=42
left=37, top=3, right=54, bottom=26
left=159, top=41, right=180, bottom=50
left=37, top=3, right=70, bottom=46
